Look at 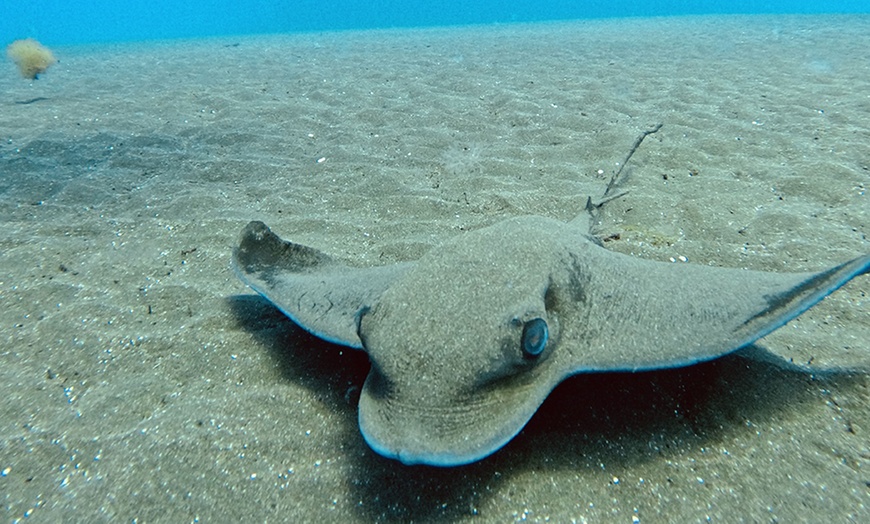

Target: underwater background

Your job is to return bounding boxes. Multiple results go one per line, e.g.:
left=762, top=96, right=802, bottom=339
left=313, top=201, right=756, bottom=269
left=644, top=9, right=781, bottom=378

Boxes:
left=2, top=0, right=870, bottom=44
left=4, top=0, right=870, bottom=522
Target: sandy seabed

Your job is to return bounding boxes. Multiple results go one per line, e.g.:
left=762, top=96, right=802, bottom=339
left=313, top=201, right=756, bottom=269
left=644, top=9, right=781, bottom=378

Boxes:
left=1, top=14, right=869, bottom=522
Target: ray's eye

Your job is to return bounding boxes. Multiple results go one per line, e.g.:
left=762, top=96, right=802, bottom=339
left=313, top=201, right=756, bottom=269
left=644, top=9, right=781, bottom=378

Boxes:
left=521, top=318, right=548, bottom=359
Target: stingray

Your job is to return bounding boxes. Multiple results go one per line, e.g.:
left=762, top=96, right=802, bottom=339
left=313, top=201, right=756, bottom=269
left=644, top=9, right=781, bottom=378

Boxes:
left=232, top=126, right=870, bottom=466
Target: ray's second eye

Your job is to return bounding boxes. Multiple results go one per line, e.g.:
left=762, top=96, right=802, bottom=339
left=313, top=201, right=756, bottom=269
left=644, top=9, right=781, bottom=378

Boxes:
left=521, top=318, right=548, bottom=358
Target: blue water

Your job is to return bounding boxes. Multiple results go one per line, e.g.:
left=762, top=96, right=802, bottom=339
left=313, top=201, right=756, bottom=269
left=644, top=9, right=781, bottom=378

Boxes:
left=2, top=0, right=869, bottom=45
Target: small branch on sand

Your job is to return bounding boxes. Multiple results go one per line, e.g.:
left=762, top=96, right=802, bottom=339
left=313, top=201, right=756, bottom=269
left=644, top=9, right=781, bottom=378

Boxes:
left=603, top=123, right=663, bottom=200
left=585, top=123, right=663, bottom=214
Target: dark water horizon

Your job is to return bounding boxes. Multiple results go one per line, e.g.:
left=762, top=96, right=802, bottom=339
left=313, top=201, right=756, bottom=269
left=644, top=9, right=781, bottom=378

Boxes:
left=3, top=0, right=870, bottom=45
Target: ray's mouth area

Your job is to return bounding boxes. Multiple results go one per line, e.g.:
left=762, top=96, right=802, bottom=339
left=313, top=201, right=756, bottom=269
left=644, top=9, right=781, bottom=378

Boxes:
left=358, top=365, right=551, bottom=467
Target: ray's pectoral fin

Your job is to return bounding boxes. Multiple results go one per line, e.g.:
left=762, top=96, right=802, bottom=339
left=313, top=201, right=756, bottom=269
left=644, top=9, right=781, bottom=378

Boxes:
left=732, top=255, right=870, bottom=344
left=232, top=221, right=411, bottom=349
left=575, top=248, right=870, bottom=372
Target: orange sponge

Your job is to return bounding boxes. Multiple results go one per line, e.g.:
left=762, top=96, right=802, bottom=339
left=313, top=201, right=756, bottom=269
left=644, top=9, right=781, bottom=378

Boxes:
left=7, top=38, right=57, bottom=80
